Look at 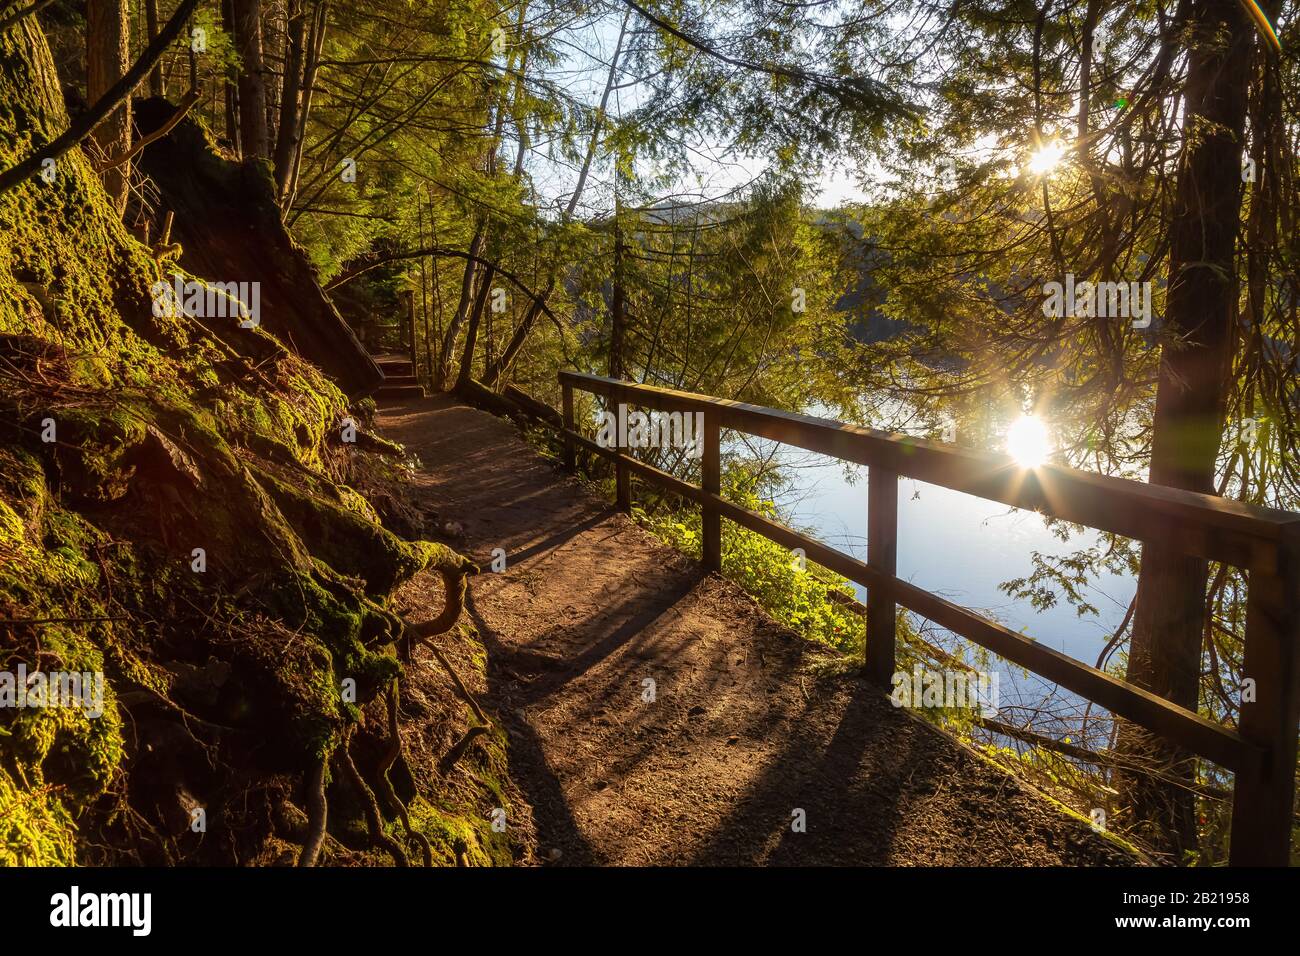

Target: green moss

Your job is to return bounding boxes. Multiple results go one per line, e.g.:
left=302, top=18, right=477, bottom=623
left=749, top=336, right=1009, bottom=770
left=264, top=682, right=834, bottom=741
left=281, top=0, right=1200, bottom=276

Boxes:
left=253, top=464, right=427, bottom=594
left=407, top=795, right=513, bottom=867
left=0, top=19, right=498, bottom=866
left=0, top=768, right=78, bottom=866
left=0, top=499, right=23, bottom=545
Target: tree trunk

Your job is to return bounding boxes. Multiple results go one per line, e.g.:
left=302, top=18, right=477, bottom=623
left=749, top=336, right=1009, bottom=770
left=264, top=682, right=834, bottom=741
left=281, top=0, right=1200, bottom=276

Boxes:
left=455, top=260, right=495, bottom=390
left=480, top=9, right=630, bottom=387
left=85, top=0, right=130, bottom=212
left=285, top=1, right=328, bottom=208
left=452, top=57, right=534, bottom=391
left=435, top=222, right=487, bottom=390
left=233, top=0, right=268, bottom=160
left=273, top=0, right=306, bottom=201
left=1115, top=0, right=1254, bottom=862
left=221, top=0, right=240, bottom=151
left=144, top=0, right=163, bottom=97
left=481, top=275, right=553, bottom=386
left=610, top=203, right=626, bottom=379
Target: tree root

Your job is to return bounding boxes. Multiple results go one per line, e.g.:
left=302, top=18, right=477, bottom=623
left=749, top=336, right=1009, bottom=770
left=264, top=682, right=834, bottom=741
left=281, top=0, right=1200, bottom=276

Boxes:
left=402, top=566, right=489, bottom=726
left=439, top=725, right=489, bottom=776
left=406, top=567, right=470, bottom=644
left=378, top=681, right=433, bottom=866
left=337, top=729, right=408, bottom=867
left=296, top=755, right=328, bottom=867
left=423, top=643, right=489, bottom=726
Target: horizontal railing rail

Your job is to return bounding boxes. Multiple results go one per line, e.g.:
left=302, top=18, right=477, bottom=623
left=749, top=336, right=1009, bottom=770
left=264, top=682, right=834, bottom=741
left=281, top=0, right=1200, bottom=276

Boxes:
left=555, top=370, right=1299, bottom=866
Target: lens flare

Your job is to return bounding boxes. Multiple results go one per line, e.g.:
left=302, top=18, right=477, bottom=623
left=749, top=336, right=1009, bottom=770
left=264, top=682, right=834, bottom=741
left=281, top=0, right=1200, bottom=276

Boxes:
left=1027, top=141, right=1066, bottom=176
left=1007, top=415, right=1052, bottom=469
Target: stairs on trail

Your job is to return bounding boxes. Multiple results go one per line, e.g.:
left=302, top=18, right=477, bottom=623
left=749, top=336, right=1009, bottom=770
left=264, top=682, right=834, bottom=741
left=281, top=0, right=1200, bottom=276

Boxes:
left=372, top=353, right=425, bottom=400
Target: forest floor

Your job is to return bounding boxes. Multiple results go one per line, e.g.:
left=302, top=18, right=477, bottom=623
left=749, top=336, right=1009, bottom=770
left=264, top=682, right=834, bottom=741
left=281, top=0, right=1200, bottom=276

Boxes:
left=379, top=395, right=1139, bottom=866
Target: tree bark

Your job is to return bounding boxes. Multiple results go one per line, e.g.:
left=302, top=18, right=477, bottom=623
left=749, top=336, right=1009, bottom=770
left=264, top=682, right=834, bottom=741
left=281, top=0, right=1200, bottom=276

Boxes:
left=273, top=0, right=307, bottom=201
left=1116, top=0, right=1254, bottom=862
left=455, top=259, right=495, bottom=390
left=285, top=1, right=328, bottom=208
left=0, top=0, right=203, bottom=197
left=610, top=200, right=626, bottom=379
left=233, top=0, right=268, bottom=160
left=435, top=222, right=487, bottom=390
left=86, top=0, right=131, bottom=212
left=144, top=0, right=163, bottom=96
left=221, top=0, right=240, bottom=152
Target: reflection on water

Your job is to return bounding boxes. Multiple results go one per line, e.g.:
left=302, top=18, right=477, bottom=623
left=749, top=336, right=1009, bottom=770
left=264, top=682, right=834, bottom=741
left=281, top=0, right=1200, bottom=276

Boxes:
left=755, top=437, right=1137, bottom=725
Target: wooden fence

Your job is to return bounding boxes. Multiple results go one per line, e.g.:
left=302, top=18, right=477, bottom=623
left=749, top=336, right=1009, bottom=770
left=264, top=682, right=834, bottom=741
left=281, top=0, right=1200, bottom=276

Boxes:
left=557, top=370, right=1300, bottom=865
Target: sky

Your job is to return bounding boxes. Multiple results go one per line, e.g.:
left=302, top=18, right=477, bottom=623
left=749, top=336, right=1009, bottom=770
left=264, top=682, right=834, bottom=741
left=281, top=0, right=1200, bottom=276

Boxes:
left=512, top=5, right=873, bottom=218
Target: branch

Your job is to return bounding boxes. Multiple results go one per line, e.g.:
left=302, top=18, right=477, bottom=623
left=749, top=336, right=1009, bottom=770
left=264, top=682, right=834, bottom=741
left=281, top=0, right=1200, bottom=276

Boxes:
left=616, top=0, right=913, bottom=119
left=0, top=0, right=202, bottom=196
left=95, top=87, right=201, bottom=172
left=0, top=0, right=56, bottom=34
left=326, top=246, right=563, bottom=323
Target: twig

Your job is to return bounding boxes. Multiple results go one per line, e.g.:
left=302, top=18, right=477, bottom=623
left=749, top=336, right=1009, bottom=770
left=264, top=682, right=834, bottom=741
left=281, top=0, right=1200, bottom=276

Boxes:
left=439, top=726, right=489, bottom=775
left=0, top=616, right=130, bottom=625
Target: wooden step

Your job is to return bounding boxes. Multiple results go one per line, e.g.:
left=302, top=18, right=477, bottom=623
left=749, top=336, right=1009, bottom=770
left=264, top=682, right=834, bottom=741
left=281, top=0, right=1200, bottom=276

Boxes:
left=382, top=374, right=418, bottom=387
left=377, top=360, right=414, bottom=376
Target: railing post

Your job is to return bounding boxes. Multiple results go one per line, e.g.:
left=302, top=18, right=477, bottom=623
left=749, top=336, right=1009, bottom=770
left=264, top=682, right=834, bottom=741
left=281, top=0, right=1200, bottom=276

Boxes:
left=1229, top=543, right=1300, bottom=866
left=866, top=465, right=898, bottom=686
left=615, top=398, right=631, bottom=512
left=702, top=413, right=721, bottom=572
left=561, top=380, right=575, bottom=475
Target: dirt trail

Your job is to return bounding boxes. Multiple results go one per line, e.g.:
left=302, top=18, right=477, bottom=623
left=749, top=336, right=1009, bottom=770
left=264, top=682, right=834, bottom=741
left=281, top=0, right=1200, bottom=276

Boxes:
left=379, top=395, right=1136, bottom=866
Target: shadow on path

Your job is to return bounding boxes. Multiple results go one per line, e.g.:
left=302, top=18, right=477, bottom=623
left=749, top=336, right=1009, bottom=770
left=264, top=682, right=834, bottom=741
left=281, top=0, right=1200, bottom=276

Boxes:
left=380, top=396, right=1138, bottom=866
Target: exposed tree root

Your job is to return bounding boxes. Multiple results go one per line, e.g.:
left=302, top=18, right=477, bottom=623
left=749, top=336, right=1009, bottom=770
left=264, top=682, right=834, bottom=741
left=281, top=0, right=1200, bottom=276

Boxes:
left=424, top=642, right=490, bottom=726
left=337, top=729, right=408, bottom=867
left=402, top=566, right=489, bottom=727
left=407, top=568, right=470, bottom=640
left=379, top=681, right=433, bottom=866
left=400, top=570, right=495, bottom=779
left=297, top=756, right=329, bottom=867
left=439, top=725, right=490, bottom=776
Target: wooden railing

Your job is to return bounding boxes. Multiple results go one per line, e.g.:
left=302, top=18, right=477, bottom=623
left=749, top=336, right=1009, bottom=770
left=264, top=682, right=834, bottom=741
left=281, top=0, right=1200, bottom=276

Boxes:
left=558, top=370, right=1300, bottom=866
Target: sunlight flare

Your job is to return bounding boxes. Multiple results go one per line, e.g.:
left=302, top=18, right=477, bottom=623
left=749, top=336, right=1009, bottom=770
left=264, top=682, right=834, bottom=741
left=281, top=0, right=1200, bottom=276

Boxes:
left=1007, top=415, right=1052, bottom=468
left=1026, top=140, right=1067, bottom=176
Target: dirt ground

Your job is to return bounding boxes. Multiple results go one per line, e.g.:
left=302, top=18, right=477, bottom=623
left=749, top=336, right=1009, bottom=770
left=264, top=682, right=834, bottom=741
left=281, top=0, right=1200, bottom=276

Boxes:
left=379, top=395, right=1138, bottom=866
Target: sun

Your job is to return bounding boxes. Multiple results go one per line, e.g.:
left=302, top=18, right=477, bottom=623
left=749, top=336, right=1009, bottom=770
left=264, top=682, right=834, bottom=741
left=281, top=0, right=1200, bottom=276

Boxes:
left=1026, top=140, right=1067, bottom=176
left=1007, top=415, right=1052, bottom=469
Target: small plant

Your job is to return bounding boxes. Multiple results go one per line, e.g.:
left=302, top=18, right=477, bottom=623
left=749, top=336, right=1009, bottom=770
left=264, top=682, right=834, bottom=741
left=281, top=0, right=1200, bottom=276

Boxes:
left=636, top=477, right=865, bottom=653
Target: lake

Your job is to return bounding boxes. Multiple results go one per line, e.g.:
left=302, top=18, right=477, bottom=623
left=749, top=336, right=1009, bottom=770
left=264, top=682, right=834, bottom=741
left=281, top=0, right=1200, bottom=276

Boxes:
left=755, top=429, right=1138, bottom=735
